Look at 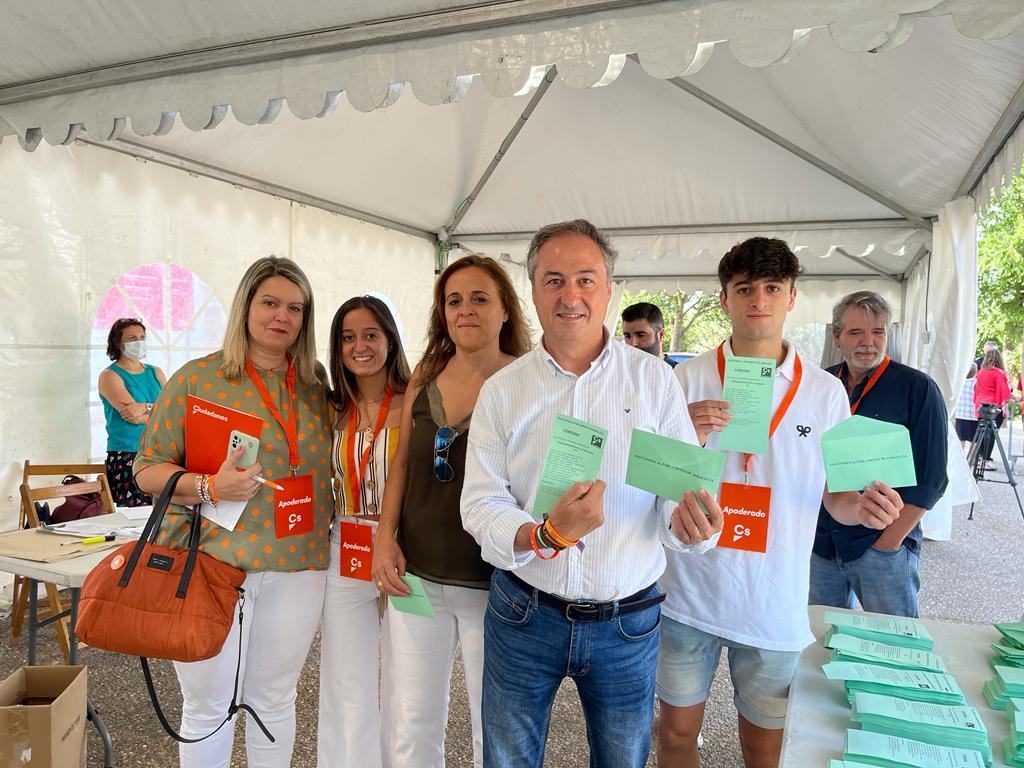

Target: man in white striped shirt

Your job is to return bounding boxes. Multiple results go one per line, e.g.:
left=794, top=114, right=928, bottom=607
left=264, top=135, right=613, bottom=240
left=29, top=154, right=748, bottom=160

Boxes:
left=461, top=219, right=724, bottom=768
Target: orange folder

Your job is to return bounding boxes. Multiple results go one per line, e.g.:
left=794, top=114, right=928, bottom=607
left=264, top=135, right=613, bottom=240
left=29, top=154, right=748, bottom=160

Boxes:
left=184, top=395, right=264, bottom=474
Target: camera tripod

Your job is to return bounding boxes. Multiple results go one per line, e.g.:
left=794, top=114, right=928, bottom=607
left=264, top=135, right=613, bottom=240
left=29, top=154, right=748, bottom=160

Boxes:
left=966, top=404, right=1024, bottom=521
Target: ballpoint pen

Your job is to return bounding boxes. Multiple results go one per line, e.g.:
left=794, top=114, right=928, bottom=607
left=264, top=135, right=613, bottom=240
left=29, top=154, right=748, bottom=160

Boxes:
left=61, top=534, right=116, bottom=546
left=254, top=475, right=286, bottom=492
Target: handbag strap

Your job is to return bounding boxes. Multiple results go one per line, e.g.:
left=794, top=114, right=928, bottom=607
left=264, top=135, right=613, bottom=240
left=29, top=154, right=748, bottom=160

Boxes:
left=119, top=470, right=189, bottom=588
left=138, top=589, right=275, bottom=744
left=175, top=502, right=206, bottom=599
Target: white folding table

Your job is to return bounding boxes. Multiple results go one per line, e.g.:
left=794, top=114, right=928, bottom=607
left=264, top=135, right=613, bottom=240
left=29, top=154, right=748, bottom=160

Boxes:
left=781, top=605, right=1012, bottom=767
left=0, top=514, right=138, bottom=768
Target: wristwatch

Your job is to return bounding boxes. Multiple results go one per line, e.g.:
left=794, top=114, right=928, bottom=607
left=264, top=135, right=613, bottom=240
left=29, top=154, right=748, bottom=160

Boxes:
left=144, top=402, right=154, bottom=414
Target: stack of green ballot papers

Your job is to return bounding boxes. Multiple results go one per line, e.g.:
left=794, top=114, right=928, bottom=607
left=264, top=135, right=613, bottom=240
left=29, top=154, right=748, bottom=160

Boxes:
left=851, top=692, right=991, bottom=766
left=843, top=728, right=986, bottom=768
left=1004, top=698, right=1024, bottom=767
left=827, top=633, right=947, bottom=673
left=828, top=762, right=886, bottom=768
left=993, top=622, right=1024, bottom=668
left=823, top=662, right=966, bottom=706
left=826, top=611, right=935, bottom=651
left=982, top=665, right=1024, bottom=710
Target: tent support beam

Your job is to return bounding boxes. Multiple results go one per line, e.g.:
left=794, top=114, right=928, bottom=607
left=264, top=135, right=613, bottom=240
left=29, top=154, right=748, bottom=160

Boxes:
left=0, top=1, right=666, bottom=104
left=833, top=248, right=902, bottom=284
left=456, top=218, right=916, bottom=241
left=661, top=74, right=933, bottom=232
left=954, top=75, right=1024, bottom=199
left=902, top=244, right=930, bottom=279
left=445, top=66, right=557, bottom=239
left=616, top=273, right=901, bottom=283
left=79, top=138, right=435, bottom=242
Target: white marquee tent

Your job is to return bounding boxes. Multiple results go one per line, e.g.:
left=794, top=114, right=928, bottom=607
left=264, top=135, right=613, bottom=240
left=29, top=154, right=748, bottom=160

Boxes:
left=2, top=0, right=1024, bottom=539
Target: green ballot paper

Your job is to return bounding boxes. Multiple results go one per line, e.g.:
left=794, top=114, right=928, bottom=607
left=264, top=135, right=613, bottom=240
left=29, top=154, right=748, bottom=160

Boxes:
left=825, top=611, right=934, bottom=651
left=844, top=728, right=986, bottom=768
left=531, top=414, right=608, bottom=519
left=625, top=429, right=725, bottom=501
left=983, top=665, right=1024, bottom=710
left=826, top=633, right=946, bottom=673
left=389, top=575, right=436, bottom=618
left=822, top=662, right=965, bottom=706
left=718, top=355, right=776, bottom=455
left=821, top=415, right=917, bottom=493
left=851, top=693, right=991, bottom=766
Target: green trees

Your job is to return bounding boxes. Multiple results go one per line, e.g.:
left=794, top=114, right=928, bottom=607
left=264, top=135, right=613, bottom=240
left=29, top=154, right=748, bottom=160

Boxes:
left=616, top=289, right=729, bottom=352
left=977, top=171, right=1024, bottom=365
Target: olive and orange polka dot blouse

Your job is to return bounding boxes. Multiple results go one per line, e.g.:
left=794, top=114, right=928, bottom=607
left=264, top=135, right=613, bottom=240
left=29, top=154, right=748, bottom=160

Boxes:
left=134, top=351, right=334, bottom=573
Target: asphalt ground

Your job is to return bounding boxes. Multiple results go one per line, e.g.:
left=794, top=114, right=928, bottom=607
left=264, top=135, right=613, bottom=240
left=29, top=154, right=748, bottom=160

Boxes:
left=1, top=459, right=1022, bottom=767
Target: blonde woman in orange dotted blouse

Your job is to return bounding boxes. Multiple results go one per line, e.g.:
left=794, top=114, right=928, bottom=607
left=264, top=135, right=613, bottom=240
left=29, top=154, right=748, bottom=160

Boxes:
left=317, top=295, right=410, bottom=768
left=135, top=256, right=332, bottom=768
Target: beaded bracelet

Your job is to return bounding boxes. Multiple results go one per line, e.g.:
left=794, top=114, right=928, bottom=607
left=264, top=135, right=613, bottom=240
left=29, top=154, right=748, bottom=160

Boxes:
left=207, top=473, right=220, bottom=505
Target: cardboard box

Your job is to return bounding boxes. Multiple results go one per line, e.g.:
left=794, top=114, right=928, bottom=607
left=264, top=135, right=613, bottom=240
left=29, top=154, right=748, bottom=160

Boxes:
left=0, top=666, right=87, bottom=767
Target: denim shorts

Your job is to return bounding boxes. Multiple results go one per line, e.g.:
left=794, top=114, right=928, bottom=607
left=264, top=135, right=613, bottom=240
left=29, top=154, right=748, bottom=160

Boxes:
left=656, top=616, right=799, bottom=730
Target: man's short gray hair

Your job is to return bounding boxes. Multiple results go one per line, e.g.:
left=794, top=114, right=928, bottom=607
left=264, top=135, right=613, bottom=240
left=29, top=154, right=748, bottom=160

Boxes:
left=832, top=290, right=892, bottom=334
left=526, top=219, right=617, bottom=282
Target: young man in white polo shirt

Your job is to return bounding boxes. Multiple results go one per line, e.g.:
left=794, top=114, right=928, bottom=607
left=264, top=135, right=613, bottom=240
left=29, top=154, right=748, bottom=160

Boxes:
left=657, top=237, right=904, bottom=768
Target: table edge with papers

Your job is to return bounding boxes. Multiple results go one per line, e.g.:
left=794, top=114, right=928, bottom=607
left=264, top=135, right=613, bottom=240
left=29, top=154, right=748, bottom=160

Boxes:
left=781, top=604, right=1011, bottom=767
left=0, top=512, right=139, bottom=587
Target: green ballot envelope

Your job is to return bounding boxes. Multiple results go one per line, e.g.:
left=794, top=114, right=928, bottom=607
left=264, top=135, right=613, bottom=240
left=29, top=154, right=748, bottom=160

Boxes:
left=625, top=429, right=725, bottom=502
left=825, top=611, right=935, bottom=651
left=992, top=643, right=1024, bottom=668
left=820, top=415, right=917, bottom=493
left=718, top=355, right=776, bottom=455
left=532, top=414, right=608, bottom=519
left=389, top=575, right=436, bottom=619
left=997, top=622, right=1024, bottom=650
left=843, top=728, right=986, bottom=768
left=851, top=692, right=991, bottom=766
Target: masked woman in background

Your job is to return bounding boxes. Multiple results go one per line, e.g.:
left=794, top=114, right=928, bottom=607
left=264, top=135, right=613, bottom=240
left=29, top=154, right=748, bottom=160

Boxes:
left=98, top=317, right=166, bottom=506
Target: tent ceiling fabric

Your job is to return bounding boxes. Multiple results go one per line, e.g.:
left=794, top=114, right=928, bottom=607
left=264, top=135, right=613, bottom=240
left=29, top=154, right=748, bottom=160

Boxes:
left=47, top=14, right=1016, bottom=280
left=0, top=0, right=1022, bottom=149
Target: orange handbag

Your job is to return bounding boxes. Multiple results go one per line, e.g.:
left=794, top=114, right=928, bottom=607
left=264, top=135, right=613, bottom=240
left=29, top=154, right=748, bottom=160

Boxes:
left=77, top=470, right=244, bottom=662
left=77, top=471, right=273, bottom=744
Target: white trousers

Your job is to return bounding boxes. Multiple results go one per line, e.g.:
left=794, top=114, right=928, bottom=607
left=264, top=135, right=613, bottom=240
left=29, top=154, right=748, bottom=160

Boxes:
left=383, top=578, right=487, bottom=768
left=173, top=568, right=326, bottom=768
left=318, top=520, right=387, bottom=768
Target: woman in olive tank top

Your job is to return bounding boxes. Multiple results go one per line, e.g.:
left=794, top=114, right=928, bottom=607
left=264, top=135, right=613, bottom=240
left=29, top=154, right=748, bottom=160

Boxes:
left=373, top=256, right=531, bottom=768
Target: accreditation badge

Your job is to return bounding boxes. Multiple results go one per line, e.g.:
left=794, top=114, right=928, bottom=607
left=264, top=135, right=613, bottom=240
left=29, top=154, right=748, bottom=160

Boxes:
left=717, top=482, right=771, bottom=553
left=339, top=520, right=374, bottom=581
left=274, top=474, right=314, bottom=538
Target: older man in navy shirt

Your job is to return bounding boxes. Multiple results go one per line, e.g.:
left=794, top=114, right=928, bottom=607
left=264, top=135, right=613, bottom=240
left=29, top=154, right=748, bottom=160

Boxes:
left=810, top=291, right=948, bottom=618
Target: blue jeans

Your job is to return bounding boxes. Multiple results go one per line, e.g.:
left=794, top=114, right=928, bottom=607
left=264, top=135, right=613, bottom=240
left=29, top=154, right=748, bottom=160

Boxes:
left=482, top=570, right=662, bottom=768
left=808, top=545, right=921, bottom=618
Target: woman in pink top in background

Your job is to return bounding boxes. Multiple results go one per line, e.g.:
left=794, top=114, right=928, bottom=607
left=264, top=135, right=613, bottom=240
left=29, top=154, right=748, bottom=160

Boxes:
left=973, top=348, right=1011, bottom=464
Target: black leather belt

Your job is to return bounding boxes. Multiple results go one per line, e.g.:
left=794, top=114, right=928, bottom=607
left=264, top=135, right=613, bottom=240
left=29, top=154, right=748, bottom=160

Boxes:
left=505, top=571, right=665, bottom=623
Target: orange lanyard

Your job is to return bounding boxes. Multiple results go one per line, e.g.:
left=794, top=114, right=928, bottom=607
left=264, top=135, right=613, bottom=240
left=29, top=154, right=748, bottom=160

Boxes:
left=245, top=358, right=299, bottom=475
left=717, top=342, right=803, bottom=474
left=344, top=388, right=394, bottom=516
left=841, top=356, right=890, bottom=414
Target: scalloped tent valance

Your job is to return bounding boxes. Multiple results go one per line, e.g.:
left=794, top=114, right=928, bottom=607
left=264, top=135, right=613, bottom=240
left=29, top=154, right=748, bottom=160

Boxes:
left=0, top=0, right=1021, bottom=151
